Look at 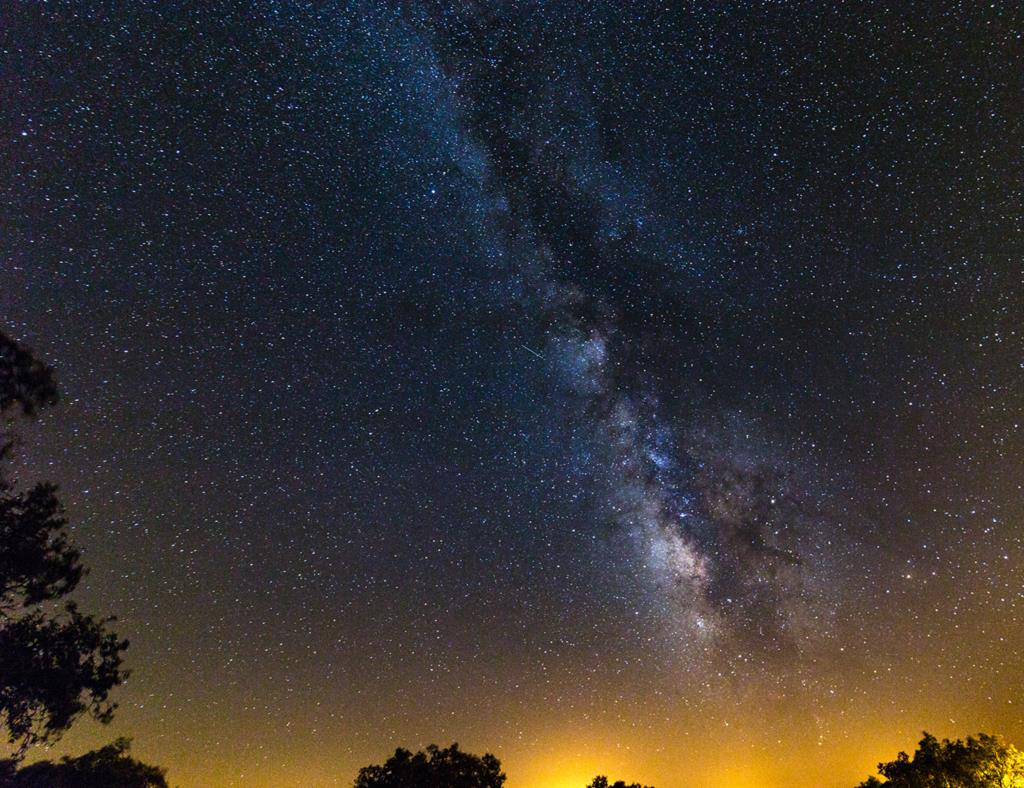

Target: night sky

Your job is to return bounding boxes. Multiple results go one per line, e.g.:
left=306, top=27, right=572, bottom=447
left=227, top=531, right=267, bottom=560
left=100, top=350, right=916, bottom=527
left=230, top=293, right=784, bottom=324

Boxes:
left=2, top=2, right=1023, bottom=787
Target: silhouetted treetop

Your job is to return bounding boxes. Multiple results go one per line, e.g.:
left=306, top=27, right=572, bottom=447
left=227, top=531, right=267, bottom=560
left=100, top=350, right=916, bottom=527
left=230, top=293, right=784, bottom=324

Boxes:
left=355, top=743, right=506, bottom=788
left=857, top=731, right=1024, bottom=787
left=0, top=737, right=167, bottom=788
left=0, top=481, right=82, bottom=609
left=0, top=334, right=57, bottom=419
left=0, top=330, right=128, bottom=755
left=586, top=776, right=656, bottom=788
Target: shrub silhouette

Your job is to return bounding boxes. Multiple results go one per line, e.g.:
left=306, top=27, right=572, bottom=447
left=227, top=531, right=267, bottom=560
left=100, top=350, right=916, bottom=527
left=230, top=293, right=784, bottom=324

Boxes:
left=0, top=738, right=167, bottom=788
left=857, top=732, right=1024, bottom=787
left=354, top=743, right=506, bottom=788
left=586, top=776, right=655, bottom=788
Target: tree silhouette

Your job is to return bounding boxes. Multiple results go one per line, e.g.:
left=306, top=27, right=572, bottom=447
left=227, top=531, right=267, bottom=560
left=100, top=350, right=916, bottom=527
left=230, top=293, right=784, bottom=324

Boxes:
left=0, top=737, right=167, bottom=788
left=354, top=743, right=506, bottom=788
left=0, top=335, right=57, bottom=418
left=0, top=331, right=128, bottom=756
left=586, top=776, right=655, bottom=788
left=857, top=732, right=1024, bottom=787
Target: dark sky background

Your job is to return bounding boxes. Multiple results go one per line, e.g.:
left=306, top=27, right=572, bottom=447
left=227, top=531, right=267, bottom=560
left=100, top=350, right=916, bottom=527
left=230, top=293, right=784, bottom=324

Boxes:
left=2, top=2, right=1023, bottom=787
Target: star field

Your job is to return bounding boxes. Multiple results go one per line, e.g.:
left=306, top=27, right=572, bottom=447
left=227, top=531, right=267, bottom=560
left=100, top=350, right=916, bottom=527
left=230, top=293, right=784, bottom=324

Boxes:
left=2, top=2, right=1023, bottom=787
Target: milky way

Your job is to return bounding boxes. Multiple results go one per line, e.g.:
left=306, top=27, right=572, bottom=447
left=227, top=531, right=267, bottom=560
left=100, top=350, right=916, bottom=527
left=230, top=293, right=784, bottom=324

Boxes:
left=402, top=3, right=836, bottom=658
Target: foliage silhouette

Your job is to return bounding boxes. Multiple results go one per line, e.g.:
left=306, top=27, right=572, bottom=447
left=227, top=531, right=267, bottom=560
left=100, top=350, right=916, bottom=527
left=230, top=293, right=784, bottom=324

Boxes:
left=586, top=777, right=655, bottom=788
left=354, top=743, right=506, bottom=788
left=0, top=335, right=57, bottom=419
left=0, top=331, right=128, bottom=755
left=0, top=737, right=167, bottom=787
left=857, top=731, right=1024, bottom=787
